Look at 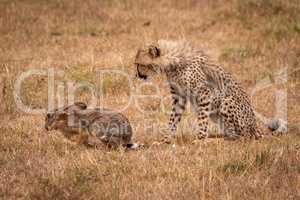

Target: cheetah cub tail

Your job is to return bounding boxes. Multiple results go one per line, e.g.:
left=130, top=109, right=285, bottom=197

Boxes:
left=267, top=118, right=288, bottom=135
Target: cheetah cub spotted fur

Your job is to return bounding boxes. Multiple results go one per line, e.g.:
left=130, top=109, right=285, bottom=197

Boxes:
left=135, top=40, right=264, bottom=141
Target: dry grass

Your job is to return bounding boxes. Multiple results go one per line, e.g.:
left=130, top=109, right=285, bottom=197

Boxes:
left=0, top=0, right=300, bottom=199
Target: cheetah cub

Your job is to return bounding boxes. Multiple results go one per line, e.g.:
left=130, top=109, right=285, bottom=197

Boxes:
left=135, top=40, right=281, bottom=141
left=45, top=102, right=141, bottom=149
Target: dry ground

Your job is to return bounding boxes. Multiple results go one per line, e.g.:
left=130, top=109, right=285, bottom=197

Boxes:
left=0, top=0, right=300, bottom=199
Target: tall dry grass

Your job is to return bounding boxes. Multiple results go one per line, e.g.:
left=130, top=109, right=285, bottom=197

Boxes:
left=0, top=0, right=299, bottom=199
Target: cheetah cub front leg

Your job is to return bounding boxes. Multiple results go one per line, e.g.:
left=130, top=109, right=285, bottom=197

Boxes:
left=194, top=94, right=211, bottom=140
left=188, top=87, right=213, bottom=141
left=162, top=86, right=187, bottom=144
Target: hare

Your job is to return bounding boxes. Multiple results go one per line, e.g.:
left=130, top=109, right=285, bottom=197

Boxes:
left=45, top=102, right=141, bottom=149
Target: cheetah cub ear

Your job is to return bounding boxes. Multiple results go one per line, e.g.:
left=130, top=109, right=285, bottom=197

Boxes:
left=148, top=45, right=160, bottom=58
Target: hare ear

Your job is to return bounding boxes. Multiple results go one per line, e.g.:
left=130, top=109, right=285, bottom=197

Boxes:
left=148, top=45, right=160, bottom=58
left=74, top=102, right=87, bottom=110
left=59, top=112, right=69, bottom=120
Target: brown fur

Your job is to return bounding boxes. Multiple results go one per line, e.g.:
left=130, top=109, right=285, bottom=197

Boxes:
left=45, top=102, right=135, bottom=148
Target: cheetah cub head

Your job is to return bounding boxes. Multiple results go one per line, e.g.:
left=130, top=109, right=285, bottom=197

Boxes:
left=134, top=45, right=162, bottom=80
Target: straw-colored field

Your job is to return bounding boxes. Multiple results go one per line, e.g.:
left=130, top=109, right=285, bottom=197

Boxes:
left=0, top=0, right=299, bottom=199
